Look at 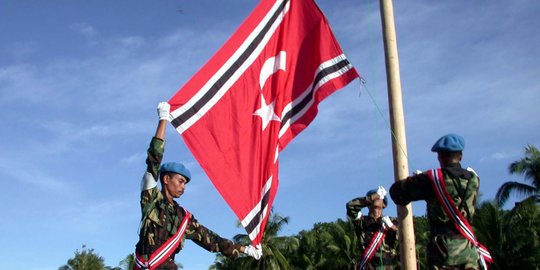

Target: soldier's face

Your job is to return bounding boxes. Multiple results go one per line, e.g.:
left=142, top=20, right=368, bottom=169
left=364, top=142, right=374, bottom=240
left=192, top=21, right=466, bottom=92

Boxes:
left=165, top=174, right=188, bottom=198
left=369, top=199, right=385, bottom=218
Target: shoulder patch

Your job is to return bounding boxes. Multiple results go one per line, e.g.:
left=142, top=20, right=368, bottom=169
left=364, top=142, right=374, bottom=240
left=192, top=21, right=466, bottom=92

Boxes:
left=141, top=172, right=158, bottom=191
left=466, top=167, right=477, bottom=176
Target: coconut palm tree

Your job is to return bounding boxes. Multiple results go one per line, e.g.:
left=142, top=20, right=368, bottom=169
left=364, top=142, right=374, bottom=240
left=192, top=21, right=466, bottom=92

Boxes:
left=119, top=254, right=134, bottom=270
left=495, top=145, right=540, bottom=207
left=59, top=245, right=107, bottom=270
left=473, top=201, right=508, bottom=270
left=210, top=210, right=298, bottom=270
left=293, top=226, right=329, bottom=269
left=323, top=219, right=358, bottom=270
left=474, top=199, right=540, bottom=269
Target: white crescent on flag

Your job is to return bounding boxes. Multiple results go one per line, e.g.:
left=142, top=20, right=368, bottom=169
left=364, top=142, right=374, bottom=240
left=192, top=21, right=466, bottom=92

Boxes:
left=168, top=0, right=360, bottom=245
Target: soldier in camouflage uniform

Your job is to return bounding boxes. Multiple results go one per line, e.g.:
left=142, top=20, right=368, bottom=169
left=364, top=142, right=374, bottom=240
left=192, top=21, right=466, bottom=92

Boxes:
left=134, top=102, right=262, bottom=270
left=389, top=134, right=480, bottom=270
left=346, top=186, right=399, bottom=270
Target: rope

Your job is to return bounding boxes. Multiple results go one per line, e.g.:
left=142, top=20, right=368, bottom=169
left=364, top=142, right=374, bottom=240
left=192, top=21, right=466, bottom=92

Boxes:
left=353, top=0, right=414, bottom=177
left=361, top=81, right=413, bottom=174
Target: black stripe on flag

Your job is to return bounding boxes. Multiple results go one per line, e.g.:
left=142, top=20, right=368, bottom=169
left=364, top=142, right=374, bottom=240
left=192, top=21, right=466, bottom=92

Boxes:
left=244, top=185, right=271, bottom=235
left=280, top=58, right=352, bottom=129
left=171, top=0, right=289, bottom=129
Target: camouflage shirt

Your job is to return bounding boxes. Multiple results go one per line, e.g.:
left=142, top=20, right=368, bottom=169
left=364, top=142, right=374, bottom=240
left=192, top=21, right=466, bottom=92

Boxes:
left=135, top=137, right=243, bottom=269
left=346, top=196, right=399, bottom=268
left=389, top=163, right=480, bottom=269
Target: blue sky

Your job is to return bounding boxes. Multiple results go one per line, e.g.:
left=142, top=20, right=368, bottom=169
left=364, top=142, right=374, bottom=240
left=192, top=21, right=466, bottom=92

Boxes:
left=1, top=1, right=539, bottom=269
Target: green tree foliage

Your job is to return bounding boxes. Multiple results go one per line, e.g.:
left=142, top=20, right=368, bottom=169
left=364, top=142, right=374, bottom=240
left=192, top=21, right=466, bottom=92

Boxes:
left=60, top=204, right=540, bottom=269
left=119, top=253, right=134, bottom=270
left=210, top=211, right=298, bottom=270
left=322, top=219, right=358, bottom=269
left=290, top=226, right=328, bottom=269
left=288, top=219, right=357, bottom=270
left=59, top=245, right=107, bottom=270
left=496, top=145, right=540, bottom=206
left=473, top=201, right=505, bottom=269
left=475, top=200, right=540, bottom=269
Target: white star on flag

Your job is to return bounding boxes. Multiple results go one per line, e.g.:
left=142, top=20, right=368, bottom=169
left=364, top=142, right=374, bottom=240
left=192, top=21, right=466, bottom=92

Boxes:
left=253, top=94, right=281, bottom=130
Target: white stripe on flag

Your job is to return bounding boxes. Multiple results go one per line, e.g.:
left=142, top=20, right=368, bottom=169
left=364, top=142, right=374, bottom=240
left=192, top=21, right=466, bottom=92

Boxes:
left=241, top=175, right=273, bottom=239
left=279, top=54, right=353, bottom=139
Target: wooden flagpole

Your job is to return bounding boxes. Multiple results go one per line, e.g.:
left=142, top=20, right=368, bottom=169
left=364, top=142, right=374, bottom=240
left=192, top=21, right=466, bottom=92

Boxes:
left=378, top=0, right=417, bottom=269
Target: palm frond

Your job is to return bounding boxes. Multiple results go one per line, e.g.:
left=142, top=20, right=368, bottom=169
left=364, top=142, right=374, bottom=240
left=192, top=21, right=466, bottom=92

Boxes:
left=495, top=181, right=536, bottom=206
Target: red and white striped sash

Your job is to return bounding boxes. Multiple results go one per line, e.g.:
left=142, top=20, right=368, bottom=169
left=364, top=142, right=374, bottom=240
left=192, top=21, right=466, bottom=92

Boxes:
left=356, top=224, right=387, bottom=270
left=135, top=209, right=191, bottom=270
left=428, top=169, right=493, bottom=269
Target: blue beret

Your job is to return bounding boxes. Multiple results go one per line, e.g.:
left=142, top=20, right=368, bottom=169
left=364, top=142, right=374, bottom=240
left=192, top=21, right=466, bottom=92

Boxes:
left=160, top=162, right=191, bottom=182
left=366, top=189, right=388, bottom=207
left=431, top=134, right=465, bottom=152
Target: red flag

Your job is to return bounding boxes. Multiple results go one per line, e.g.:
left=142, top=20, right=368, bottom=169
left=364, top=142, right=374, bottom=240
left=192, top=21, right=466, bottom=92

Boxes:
left=168, top=0, right=359, bottom=245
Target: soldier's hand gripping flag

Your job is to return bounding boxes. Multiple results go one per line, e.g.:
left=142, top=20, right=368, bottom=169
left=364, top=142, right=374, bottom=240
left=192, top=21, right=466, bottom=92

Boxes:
left=168, top=0, right=360, bottom=245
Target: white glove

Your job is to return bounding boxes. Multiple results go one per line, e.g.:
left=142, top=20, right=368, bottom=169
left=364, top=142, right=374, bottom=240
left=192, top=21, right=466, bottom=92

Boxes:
left=376, top=186, right=387, bottom=200
left=157, top=102, right=170, bottom=121
left=382, top=216, right=394, bottom=228
left=355, top=211, right=363, bottom=220
left=244, top=244, right=262, bottom=260
left=466, top=167, right=477, bottom=176
left=413, top=170, right=422, bottom=175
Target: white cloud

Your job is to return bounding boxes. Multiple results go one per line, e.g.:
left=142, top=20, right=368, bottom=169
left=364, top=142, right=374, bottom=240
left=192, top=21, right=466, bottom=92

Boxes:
left=480, top=149, right=523, bottom=162
left=489, top=153, right=510, bottom=160
left=53, top=200, right=132, bottom=233
left=120, top=152, right=146, bottom=165
left=70, top=22, right=97, bottom=38
left=118, top=36, right=146, bottom=49
left=0, top=64, right=47, bottom=103
left=38, top=120, right=149, bottom=143
left=5, top=41, right=38, bottom=59
left=0, top=161, right=72, bottom=193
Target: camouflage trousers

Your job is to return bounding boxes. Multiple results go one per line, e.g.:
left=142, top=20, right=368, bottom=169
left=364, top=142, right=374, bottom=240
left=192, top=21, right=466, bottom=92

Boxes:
left=427, top=235, right=479, bottom=270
